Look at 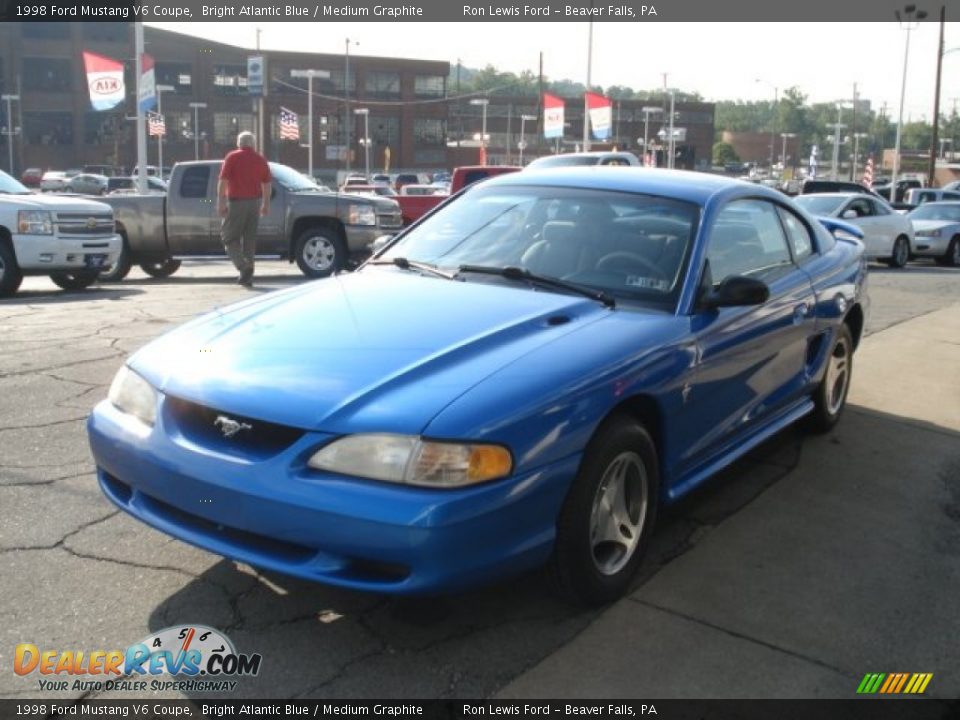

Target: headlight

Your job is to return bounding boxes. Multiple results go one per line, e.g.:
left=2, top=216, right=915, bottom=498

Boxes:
left=915, top=229, right=941, bottom=237
left=347, top=204, right=376, bottom=226
left=108, top=366, right=157, bottom=427
left=308, top=434, right=513, bottom=488
left=18, top=210, right=53, bottom=235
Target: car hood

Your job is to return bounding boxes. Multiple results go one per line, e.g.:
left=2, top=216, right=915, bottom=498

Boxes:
left=130, top=270, right=623, bottom=433
left=9, top=193, right=112, bottom=215
left=911, top=219, right=958, bottom=232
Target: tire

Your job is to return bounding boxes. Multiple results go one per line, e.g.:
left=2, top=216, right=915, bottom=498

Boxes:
left=294, top=227, right=345, bottom=279
left=49, top=270, right=98, bottom=292
left=936, top=236, right=960, bottom=268
left=98, top=239, right=132, bottom=282
left=550, top=414, right=660, bottom=607
left=885, top=235, right=910, bottom=268
left=139, top=258, right=181, bottom=279
left=806, top=323, right=854, bottom=434
left=0, top=239, right=24, bottom=298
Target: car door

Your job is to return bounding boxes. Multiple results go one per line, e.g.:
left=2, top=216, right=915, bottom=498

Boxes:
left=680, top=198, right=816, bottom=477
left=166, top=164, right=217, bottom=255
left=867, top=197, right=901, bottom=256
left=844, top=197, right=888, bottom=257
left=256, top=184, right=285, bottom=254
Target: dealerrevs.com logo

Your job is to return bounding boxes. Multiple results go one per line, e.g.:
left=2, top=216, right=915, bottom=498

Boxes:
left=14, top=625, right=262, bottom=693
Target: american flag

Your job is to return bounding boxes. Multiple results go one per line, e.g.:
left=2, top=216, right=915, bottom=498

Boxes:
left=147, top=112, right=165, bottom=137
left=279, top=107, right=300, bottom=141
left=862, top=156, right=874, bottom=188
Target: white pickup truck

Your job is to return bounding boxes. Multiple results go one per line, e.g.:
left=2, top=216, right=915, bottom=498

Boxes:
left=0, top=170, right=122, bottom=298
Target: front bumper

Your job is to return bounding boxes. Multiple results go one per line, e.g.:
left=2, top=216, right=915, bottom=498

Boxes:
left=912, top=235, right=950, bottom=257
left=12, top=233, right=122, bottom=271
left=87, top=398, right=577, bottom=595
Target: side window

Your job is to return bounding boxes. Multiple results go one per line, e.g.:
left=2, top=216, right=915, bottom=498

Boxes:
left=706, top=200, right=793, bottom=285
left=849, top=198, right=872, bottom=217
left=872, top=199, right=892, bottom=216
left=777, top=207, right=814, bottom=261
left=179, top=166, right=210, bottom=199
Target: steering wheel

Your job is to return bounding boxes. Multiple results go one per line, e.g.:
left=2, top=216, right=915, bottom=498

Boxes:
left=595, top=251, right=668, bottom=280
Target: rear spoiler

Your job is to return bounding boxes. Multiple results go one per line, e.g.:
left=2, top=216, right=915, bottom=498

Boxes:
left=816, top=216, right=864, bottom=239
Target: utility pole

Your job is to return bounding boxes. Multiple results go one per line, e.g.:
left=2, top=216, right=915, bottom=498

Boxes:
left=849, top=82, right=858, bottom=180
left=928, top=5, right=945, bottom=187
left=134, top=22, right=147, bottom=194
left=583, top=21, right=593, bottom=152
left=255, top=28, right=264, bottom=156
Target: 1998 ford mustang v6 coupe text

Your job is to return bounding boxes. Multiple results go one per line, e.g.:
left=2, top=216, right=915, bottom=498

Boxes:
left=88, top=168, right=868, bottom=605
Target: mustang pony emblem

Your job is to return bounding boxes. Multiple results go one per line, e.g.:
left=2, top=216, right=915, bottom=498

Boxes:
left=214, top=415, right=252, bottom=439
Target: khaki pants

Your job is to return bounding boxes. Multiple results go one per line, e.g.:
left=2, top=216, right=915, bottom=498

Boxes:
left=221, top=198, right=259, bottom=275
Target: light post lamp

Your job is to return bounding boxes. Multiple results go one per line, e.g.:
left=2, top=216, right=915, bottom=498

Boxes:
left=343, top=38, right=359, bottom=171
left=155, top=84, right=174, bottom=176
left=1, top=94, right=20, bottom=175
left=518, top=113, right=536, bottom=165
left=354, top=108, right=370, bottom=179
left=641, top=106, right=661, bottom=167
left=892, top=4, right=927, bottom=199
left=779, top=133, right=796, bottom=180
left=291, top=69, right=330, bottom=180
left=470, top=98, right=489, bottom=165
left=189, top=102, right=207, bottom=161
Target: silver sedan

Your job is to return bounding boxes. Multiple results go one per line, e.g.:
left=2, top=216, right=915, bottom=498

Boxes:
left=906, top=201, right=960, bottom=266
left=65, top=173, right=109, bottom=195
left=794, top=192, right=915, bottom=268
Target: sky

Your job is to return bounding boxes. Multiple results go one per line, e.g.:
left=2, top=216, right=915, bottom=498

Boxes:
left=152, top=22, right=960, bottom=119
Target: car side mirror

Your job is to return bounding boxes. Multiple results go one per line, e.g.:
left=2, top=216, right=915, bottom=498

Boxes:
left=841, top=209, right=858, bottom=219
left=700, top=275, right=770, bottom=309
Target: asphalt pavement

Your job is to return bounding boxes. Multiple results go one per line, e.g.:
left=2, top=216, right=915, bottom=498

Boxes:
left=0, top=260, right=957, bottom=701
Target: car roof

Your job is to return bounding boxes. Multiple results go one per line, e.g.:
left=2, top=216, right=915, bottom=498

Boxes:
left=796, top=192, right=861, bottom=200
left=484, top=166, right=780, bottom=206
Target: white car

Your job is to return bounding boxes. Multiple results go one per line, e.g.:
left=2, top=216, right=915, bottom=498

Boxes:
left=40, top=171, right=68, bottom=192
left=794, top=192, right=915, bottom=268
left=906, top=201, right=960, bottom=266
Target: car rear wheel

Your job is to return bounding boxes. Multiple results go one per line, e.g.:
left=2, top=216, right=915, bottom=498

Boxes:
left=49, top=270, right=98, bottom=292
left=935, top=236, right=960, bottom=267
left=886, top=235, right=910, bottom=268
left=0, top=240, right=24, bottom=298
left=295, top=227, right=345, bottom=278
left=550, top=414, right=659, bottom=607
left=806, top=323, right=853, bottom=434
left=98, top=240, right=132, bottom=282
left=139, top=258, right=181, bottom=278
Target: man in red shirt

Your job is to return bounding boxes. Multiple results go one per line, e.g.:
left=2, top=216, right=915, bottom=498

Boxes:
left=218, top=131, right=271, bottom=286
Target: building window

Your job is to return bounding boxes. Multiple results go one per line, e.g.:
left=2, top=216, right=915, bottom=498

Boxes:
left=155, top=63, right=192, bottom=94
left=365, top=71, right=400, bottom=100
left=168, top=111, right=200, bottom=142
left=23, top=22, right=70, bottom=40
left=22, top=58, right=73, bottom=93
left=212, top=65, right=248, bottom=96
left=23, top=112, right=73, bottom=146
left=214, top=113, right=254, bottom=144
left=84, top=111, right=125, bottom=145
left=414, top=75, right=445, bottom=98
left=369, top=115, right=400, bottom=148
left=414, top=118, right=446, bottom=147
left=83, top=21, right=128, bottom=43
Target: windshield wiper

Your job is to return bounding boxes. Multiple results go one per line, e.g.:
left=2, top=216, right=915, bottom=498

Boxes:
left=457, top=265, right=615, bottom=308
left=368, top=256, right=457, bottom=280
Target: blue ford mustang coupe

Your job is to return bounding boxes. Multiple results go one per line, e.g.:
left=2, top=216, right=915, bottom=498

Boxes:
left=88, top=168, right=868, bottom=606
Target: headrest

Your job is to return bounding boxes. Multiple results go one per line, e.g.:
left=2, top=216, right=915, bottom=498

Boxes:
left=541, top=220, right=578, bottom=246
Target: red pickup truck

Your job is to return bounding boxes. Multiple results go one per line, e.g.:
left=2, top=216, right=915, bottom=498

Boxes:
left=395, top=165, right=519, bottom=226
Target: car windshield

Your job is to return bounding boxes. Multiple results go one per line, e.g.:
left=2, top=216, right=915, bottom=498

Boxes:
left=908, top=203, right=960, bottom=222
left=794, top=195, right=846, bottom=215
left=268, top=163, right=321, bottom=192
left=0, top=170, right=31, bottom=194
left=379, top=184, right=699, bottom=311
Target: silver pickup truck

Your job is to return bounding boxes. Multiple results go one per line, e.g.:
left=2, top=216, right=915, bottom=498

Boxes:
left=100, top=161, right=402, bottom=281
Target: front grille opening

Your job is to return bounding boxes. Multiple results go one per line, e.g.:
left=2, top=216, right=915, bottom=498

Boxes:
left=102, top=472, right=133, bottom=504
left=340, top=558, right=410, bottom=584
left=165, top=396, right=305, bottom=458
left=141, top=492, right=316, bottom=564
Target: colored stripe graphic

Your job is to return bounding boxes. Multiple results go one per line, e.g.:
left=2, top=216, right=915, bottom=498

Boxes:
left=857, top=672, right=932, bottom=694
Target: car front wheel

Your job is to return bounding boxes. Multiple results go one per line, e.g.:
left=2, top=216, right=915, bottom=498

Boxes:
left=0, top=240, right=24, bottom=298
left=550, top=414, right=659, bottom=607
left=139, top=258, right=182, bottom=278
left=98, top=240, right=132, bottom=282
left=295, top=227, right=345, bottom=278
left=935, top=236, right=960, bottom=267
left=806, top=323, right=854, bottom=434
left=886, top=235, right=910, bottom=268
left=49, top=270, right=98, bottom=291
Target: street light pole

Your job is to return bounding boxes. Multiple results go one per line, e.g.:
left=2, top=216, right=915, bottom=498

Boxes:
left=779, top=132, right=796, bottom=180
left=852, top=132, right=869, bottom=181
left=583, top=20, right=593, bottom=152
left=667, top=90, right=676, bottom=169
left=344, top=38, right=358, bottom=172
left=1, top=94, right=19, bottom=175
left=155, top=85, right=174, bottom=177
left=893, top=5, right=927, bottom=199
left=519, top=113, right=536, bottom=165
left=641, top=106, right=660, bottom=167
left=189, top=102, right=207, bottom=161
left=292, top=69, right=330, bottom=180
left=355, top=108, right=370, bottom=178
left=470, top=98, right=489, bottom=165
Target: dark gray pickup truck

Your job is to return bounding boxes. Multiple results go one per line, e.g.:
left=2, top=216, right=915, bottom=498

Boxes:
left=100, top=161, right=402, bottom=280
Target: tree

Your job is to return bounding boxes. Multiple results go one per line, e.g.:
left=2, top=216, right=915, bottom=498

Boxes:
left=713, top=141, right=739, bottom=166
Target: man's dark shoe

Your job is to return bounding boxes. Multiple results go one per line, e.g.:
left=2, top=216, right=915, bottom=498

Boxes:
left=237, top=270, right=253, bottom=287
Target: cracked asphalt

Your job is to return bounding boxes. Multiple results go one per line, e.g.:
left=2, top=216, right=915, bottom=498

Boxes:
left=1, top=260, right=958, bottom=701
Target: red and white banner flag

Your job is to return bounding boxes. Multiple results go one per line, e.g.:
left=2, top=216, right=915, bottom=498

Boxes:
left=543, top=93, right=564, bottom=139
left=139, top=53, right=156, bottom=112
left=585, top=91, right=612, bottom=140
left=862, top=156, right=874, bottom=188
left=83, top=51, right=125, bottom=112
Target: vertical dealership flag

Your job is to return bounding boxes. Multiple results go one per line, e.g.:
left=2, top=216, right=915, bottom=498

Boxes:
left=585, top=91, right=612, bottom=140
left=147, top=112, right=166, bottom=137
left=279, top=107, right=300, bottom=141
left=862, top=156, right=874, bottom=187
left=543, top=93, right=565, bottom=139
left=139, top=53, right=156, bottom=112
left=82, top=51, right=125, bottom=111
